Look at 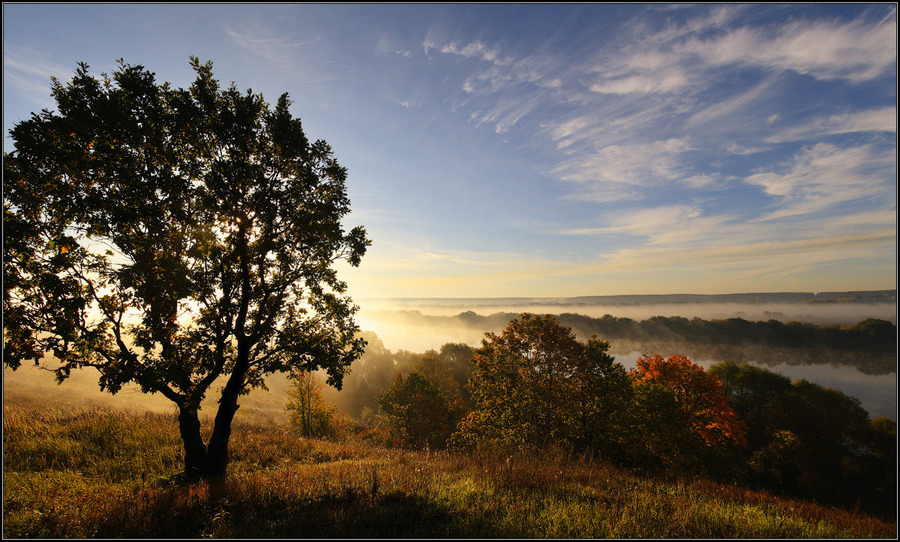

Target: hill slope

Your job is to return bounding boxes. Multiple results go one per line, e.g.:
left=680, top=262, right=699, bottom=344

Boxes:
left=3, top=404, right=895, bottom=538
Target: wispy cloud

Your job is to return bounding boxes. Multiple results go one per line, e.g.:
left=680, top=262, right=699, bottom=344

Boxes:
left=3, top=45, right=71, bottom=108
left=745, top=143, right=896, bottom=221
left=559, top=204, right=731, bottom=246
left=685, top=75, right=780, bottom=129
left=765, top=107, right=897, bottom=143
left=423, top=6, right=896, bottom=222
left=431, top=39, right=514, bottom=67
left=585, top=229, right=895, bottom=286
left=553, top=139, right=695, bottom=202
left=225, top=24, right=349, bottom=82
left=677, top=16, right=897, bottom=83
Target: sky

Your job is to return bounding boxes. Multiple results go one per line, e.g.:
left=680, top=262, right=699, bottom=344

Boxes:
left=3, top=3, right=897, bottom=299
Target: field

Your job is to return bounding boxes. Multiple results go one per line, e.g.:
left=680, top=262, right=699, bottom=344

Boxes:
left=3, top=401, right=895, bottom=539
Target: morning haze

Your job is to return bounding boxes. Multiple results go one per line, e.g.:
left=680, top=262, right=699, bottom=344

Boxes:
left=3, top=3, right=896, bottom=537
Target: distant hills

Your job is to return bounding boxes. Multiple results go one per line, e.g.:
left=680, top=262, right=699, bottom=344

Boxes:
left=568, top=290, right=897, bottom=306
left=364, top=290, right=897, bottom=307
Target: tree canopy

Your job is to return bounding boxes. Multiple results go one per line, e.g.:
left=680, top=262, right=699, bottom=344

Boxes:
left=3, top=58, right=370, bottom=478
left=450, top=314, right=631, bottom=454
left=630, top=354, right=747, bottom=449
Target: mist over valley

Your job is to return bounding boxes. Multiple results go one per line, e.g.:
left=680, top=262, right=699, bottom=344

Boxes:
left=355, top=291, right=897, bottom=352
left=5, top=290, right=896, bottom=420
left=352, top=291, right=897, bottom=419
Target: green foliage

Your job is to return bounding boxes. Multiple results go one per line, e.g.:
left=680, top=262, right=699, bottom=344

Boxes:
left=376, top=372, right=454, bottom=449
left=451, top=314, right=632, bottom=456
left=710, top=360, right=896, bottom=516
left=708, top=360, right=792, bottom=450
left=3, top=57, right=370, bottom=478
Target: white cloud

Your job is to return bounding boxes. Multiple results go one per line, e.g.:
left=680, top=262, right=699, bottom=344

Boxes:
left=678, top=17, right=896, bottom=82
left=685, top=75, right=779, bottom=129
left=765, top=107, right=897, bottom=143
left=589, top=70, right=689, bottom=95
left=559, top=204, right=730, bottom=246
left=3, top=46, right=71, bottom=108
left=745, top=143, right=896, bottom=220
left=433, top=40, right=513, bottom=66
left=725, top=143, right=772, bottom=155
left=553, top=139, right=694, bottom=201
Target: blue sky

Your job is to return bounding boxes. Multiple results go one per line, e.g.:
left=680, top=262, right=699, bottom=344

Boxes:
left=3, top=3, right=897, bottom=298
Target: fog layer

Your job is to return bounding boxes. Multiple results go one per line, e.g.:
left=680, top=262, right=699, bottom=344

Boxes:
left=355, top=300, right=897, bottom=353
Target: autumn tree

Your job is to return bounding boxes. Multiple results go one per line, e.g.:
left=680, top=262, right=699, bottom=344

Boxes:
left=3, top=58, right=370, bottom=479
left=628, top=354, right=747, bottom=476
left=450, top=314, right=631, bottom=455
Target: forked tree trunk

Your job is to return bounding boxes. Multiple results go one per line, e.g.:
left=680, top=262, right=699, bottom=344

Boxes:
left=178, top=224, right=252, bottom=480
left=177, top=396, right=240, bottom=480
left=205, top=375, right=243, bottom=478
left=177, top=347, right=250, bottom=480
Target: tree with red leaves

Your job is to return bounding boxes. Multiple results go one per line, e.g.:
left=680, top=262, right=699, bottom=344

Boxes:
left=631, top=354, right=747, bottom=448
left=626, top=354, right=747, bottom=477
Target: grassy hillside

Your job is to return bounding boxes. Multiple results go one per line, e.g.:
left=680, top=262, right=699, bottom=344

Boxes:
left=3, top=404, right=895, bottom=538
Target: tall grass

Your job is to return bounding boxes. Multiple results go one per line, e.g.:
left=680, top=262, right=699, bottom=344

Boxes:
left=3, top=405, right=895, bottom=538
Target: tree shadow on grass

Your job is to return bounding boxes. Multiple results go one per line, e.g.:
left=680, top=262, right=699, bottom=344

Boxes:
left=95, top=484, right=509, bottom=538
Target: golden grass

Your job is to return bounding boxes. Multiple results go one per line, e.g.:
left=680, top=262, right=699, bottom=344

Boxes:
left=3, top=404, right=896, bottom=538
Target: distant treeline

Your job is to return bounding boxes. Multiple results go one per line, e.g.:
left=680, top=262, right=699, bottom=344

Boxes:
left=370, top=290, right=897, bottom=308
left=555, top=313, right=897, bottom=352
left=376, top=310, right=898, bottom=374
left=391, top=310, right=896, bottom=353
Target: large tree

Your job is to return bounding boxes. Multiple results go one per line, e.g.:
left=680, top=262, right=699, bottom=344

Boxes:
left=450, top=314, right=631, bottom=455
left=3, top=58, right=370, bottom=479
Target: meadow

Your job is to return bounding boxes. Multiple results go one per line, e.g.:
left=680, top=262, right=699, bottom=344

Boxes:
left=3, top=400, right=895, bottom=539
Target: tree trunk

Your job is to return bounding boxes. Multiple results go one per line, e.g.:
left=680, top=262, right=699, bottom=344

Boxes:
left=206, top=380, right=242, bottom=478
left=186, top=219, right=251, bottom=480
left=178, top=407, right=210, bottom=480
left=178, top=393, right=243, bottom=480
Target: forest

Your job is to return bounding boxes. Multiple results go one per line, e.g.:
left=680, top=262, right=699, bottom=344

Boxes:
left=369, top=309, right=898, bottom=374
left=294, top=313, right=897, bottom=520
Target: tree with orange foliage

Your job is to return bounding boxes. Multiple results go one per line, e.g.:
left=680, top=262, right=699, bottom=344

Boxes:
left=631, top=354, right=747, bottom=447
left=628, top=354, right=747, bottom=477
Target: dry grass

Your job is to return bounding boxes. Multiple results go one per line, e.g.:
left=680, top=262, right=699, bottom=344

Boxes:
left=3, top=404, right=896, bottom=538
